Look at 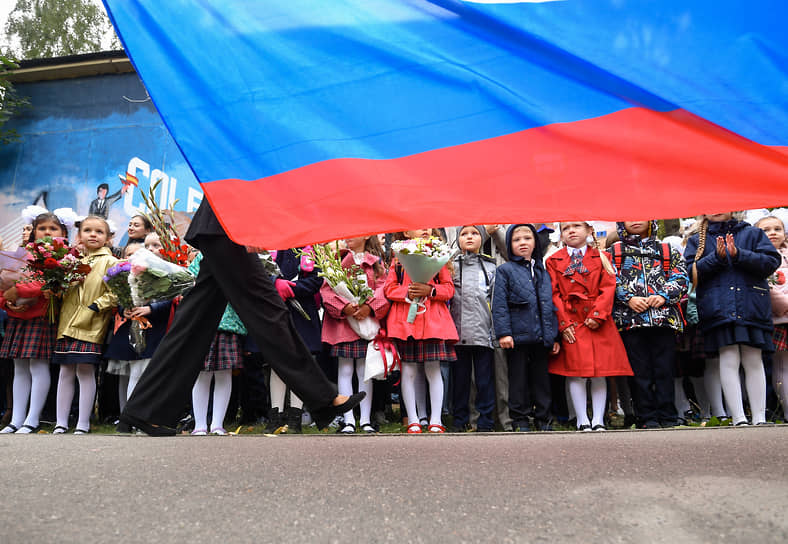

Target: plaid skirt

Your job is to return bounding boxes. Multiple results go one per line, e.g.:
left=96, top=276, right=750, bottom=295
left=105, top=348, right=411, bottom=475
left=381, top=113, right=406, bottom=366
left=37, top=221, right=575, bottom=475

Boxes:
left=203, top=332, right=244, bottom=371
left=331, top=338, right=369, bottom=359
left=773, top=325, right=788, bottom=352
left=52, top=337, right=103, bottom=365
left=393, top=339, right=456, bottom=364
left=0, top=316, right=57, bottom=360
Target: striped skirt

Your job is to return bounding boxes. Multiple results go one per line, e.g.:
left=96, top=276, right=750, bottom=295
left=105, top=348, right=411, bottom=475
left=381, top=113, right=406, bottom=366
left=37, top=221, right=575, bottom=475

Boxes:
left=393, top=339, right=456, bottom=364
left=0, top=316, right=57, bottom=360
left=203, top=331, right=244, bottom=371
left=52, top=337, right=103, bottom=365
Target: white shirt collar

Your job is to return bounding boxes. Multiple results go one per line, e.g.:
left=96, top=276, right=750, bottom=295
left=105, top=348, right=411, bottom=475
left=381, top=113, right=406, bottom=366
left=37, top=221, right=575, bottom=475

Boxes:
left=568, top=244, right=587, bottom=257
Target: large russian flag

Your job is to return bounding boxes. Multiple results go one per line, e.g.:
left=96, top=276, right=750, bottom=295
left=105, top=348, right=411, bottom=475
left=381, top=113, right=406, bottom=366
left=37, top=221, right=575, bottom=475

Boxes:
left=103, top=0, right=788, bottom=249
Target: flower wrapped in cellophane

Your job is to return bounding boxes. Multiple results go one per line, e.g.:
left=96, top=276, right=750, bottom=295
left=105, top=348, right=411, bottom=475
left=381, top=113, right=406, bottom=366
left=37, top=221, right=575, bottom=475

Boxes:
left=300, top=244, right=379, bottom=339
left=390, top=236, right=455, bottom=323
left=24, top=236, right=91, bottom=323
left=128, top=247, right=195, bottom=306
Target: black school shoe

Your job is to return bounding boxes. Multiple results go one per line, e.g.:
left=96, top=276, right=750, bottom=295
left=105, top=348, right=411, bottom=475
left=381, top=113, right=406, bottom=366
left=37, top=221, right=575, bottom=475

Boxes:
left=118, top=413, right=177, bottom=436
left=311, top=392, right=366, bottom=430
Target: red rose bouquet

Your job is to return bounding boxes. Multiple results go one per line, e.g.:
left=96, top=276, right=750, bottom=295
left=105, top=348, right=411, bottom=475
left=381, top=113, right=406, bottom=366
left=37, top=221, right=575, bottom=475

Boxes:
left=24, top=236, right=91, bottom=323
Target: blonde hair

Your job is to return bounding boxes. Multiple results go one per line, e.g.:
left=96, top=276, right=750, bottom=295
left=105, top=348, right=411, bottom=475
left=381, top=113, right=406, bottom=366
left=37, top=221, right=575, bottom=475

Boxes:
left=691, top=217, right=710, bottom=288
left=590, top=230, right=616, bottom=275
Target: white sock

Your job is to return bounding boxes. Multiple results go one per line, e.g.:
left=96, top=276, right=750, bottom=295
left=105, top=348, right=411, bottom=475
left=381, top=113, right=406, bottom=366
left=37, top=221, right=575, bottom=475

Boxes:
left=269, top=370, right=286, bottom=411
left=56, top=365, right=77, bottom=429
left=773, top=351, right=788, bottom=415
left=719, top=345, right=747, bottom=424
left=118, top=374, right=129, bottom=413
left=704, top=357, right=727, bottom=418
left=210, top=370, right=232, bottom=431
left=690, top=376, right=711, bottom=419
left=415, top=364, right=428, bottom=423
left=355, top=358, right=373, bottom=425
left=401, top=362, right=420, bottom=425
left=424, top=360, right=443, bottom=427
left=674, top=377, right=690, bottom=415
left=568, top=377, right=589, bottom=427
left=192, top=371, right=213, bottom=431
left=337, top=357, right=356, bottom=426
left=75, top=364, right=96, bottom=432
left=590, top=377, right=607, bottom=427
left=127, top=359, right=150, bottom=399
left=10, top=359, right=32, bottom=429
left=740, top=345, right=766, bottom=424
left=21, top=359, right=50, bottom=429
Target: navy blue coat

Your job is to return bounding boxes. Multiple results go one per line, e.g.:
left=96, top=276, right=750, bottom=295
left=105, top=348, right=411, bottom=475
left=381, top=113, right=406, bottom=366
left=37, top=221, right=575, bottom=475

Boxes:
left=104, top=300, right=172, bottom=360
left=685, top=219, right=779, bottom=333
left=491, top=224, right=558, bottom=348
left=276, top=249, right=323, bottom=353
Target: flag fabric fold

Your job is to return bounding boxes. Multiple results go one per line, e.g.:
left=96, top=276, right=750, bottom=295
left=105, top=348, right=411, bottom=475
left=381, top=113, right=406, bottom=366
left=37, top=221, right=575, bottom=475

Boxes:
left=103, top=0, right=788, bottom=249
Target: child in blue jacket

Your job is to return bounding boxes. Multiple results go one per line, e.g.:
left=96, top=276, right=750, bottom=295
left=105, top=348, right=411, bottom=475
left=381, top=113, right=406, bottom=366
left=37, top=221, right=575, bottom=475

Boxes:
left=491, top=224, right=559, bottom=431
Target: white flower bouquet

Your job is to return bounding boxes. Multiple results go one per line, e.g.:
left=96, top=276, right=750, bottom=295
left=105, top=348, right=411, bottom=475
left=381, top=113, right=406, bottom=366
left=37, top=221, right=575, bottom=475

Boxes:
left=300, top=244, right=379, bottom=340
left=391, top=236, right=455, bottom=323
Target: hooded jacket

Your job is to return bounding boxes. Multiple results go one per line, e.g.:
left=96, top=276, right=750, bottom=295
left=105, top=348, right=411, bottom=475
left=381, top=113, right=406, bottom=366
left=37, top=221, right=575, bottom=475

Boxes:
left=609, top=220, right=689, bottom=332
left=451, top=226, right=497, bottom=347
left=491, top=224, right=558, bottom=348
left=685, top=219, right=779, bottom=333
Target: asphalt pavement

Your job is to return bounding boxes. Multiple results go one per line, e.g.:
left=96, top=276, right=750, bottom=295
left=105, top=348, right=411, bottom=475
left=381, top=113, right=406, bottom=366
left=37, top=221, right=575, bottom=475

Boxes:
left=1, top=426, right=787, bottom=543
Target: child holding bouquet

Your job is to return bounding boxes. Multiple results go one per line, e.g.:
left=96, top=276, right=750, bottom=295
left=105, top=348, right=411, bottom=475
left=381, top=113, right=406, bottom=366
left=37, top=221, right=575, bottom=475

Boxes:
left=0, top=211, right=70, bottom=433
left=546, top=222, right=632, bottom=431
left=188, top=251, right=247, bottom=435
left=52, top=216, right=118, bottom=434
left=755, top=212, right=788, bottom=413
left=104, top=242, right=172, bottom=424
left=384, top=229, right=458, bottom=433
left=321, top=236, right=389, bottom=433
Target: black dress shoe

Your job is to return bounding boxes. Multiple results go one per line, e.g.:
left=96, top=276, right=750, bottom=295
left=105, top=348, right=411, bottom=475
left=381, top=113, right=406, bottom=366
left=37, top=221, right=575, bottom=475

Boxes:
left=312, top=392, right=366, bottom=430
left=119, top=413, right=177, bottom=436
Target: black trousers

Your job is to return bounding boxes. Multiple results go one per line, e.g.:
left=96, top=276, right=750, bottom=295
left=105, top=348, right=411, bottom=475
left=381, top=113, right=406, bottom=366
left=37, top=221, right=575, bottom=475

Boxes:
left=620, top=327, right=677, bottom=425
left=506, top=343, right=552, bottom=425
left=123, top=234, right=337, bottom=428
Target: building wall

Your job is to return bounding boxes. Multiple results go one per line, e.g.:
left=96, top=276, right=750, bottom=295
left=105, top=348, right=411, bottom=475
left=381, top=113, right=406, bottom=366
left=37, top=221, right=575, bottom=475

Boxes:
left=0, top=72, right=201, bottom=248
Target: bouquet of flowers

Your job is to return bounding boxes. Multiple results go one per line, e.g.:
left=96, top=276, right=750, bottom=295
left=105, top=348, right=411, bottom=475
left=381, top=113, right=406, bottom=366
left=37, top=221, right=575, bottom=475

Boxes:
left=129, top=247, right=195, bottom=307
left=257, top=250, right=311, bottom=321
left=23, top=236, right=91, bottom=323
left=391, top=236, right=455, bottom=323
left=300, top=244, right=379, bottom=339
left=768, top=270, right=786, bottom=287
left=103, top=261, right=134, bottom=309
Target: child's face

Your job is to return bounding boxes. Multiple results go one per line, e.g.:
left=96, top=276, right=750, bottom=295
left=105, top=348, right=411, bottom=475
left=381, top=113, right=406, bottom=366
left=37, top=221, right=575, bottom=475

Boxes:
left=758, top=217, right=786, bottom=250
left=79, top=219, right=110, bottom=250
left=561, top=222, right=591, bottom=249
left=145, top=236, right=164, bottom=253
left=459, top=226, right=482, bottom=253
left=404, top=229, right=430, bottom=240
left=511, top=227, right=535, bottom=259
left=707, top=212, right=733, bottom=222
left=22, top=224, right=33, bottom=242
left=127, top=216, right=149, bottom=239
left=623, top=221, right=650, bottom=236
left=345, top=236, right=368, bottom=253
left=124, top=244, right=141, bottom=258
left=33, top=220, right=64, bottom=241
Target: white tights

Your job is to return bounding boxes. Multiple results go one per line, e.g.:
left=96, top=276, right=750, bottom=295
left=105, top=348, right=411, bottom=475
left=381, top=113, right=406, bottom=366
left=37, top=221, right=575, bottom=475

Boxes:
left=567, top=377, right=607, bottom=428
left=337, top=357, right=373, bottom=427
left=269, top=370, right=302, bottom=410
left=8, top=359, right=50, bottom=431
left=773, top=351, right=788, bottom=415
left=192, top=370, right=233, bottom=432
left=127, top=359, right=150, bottom=400
left=401, top=361, right=442, bottom=426
left=704, top=357, right=728, bottom=418
left=56, top=364, right=96, bottom=432
left=719, top=344, right=766, bottom=425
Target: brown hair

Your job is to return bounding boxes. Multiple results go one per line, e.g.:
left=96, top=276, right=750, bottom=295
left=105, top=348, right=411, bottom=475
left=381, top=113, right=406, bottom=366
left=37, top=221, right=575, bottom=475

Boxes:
left=78, top=215, right=114, bottom=245
left=691, top=217, right=709, bottom=288
left=29, top=213, right=69, bottom=244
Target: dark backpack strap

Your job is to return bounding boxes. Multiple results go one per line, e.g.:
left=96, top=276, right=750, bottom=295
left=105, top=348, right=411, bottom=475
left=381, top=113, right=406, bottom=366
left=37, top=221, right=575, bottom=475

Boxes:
left=395, top=262, right=404, bottom=284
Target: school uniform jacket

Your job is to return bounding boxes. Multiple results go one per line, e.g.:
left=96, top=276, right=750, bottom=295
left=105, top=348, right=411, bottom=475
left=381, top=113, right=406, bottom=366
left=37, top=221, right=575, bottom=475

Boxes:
left=545, top=247, right=632, bottom=378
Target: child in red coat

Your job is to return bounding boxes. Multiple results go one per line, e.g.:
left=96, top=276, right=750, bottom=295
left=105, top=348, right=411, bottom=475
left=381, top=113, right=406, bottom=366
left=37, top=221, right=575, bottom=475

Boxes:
left=546, top=222, right=632, bottom=431
left=384, top=229, right=458, bottom=433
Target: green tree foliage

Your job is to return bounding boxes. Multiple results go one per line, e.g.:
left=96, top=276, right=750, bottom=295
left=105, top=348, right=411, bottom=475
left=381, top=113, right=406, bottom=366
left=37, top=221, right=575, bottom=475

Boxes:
left=0, top=53, right=30, bottom=145
left=5, top=0, right=119, bottom=60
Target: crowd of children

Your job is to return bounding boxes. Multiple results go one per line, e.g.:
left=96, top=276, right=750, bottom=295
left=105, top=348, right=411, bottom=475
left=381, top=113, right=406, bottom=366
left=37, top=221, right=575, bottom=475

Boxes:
left=0, top=207, right=786, bottom=434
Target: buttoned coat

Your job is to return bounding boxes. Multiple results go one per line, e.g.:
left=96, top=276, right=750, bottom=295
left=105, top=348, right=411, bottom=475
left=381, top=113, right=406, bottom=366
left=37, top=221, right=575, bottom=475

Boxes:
left=545, top=247, right=632, bottom=377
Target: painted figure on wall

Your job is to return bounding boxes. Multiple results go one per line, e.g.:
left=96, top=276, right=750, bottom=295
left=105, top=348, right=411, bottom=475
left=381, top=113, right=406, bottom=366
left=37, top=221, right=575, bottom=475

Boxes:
left=88, top=183, right=126, bottom=219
